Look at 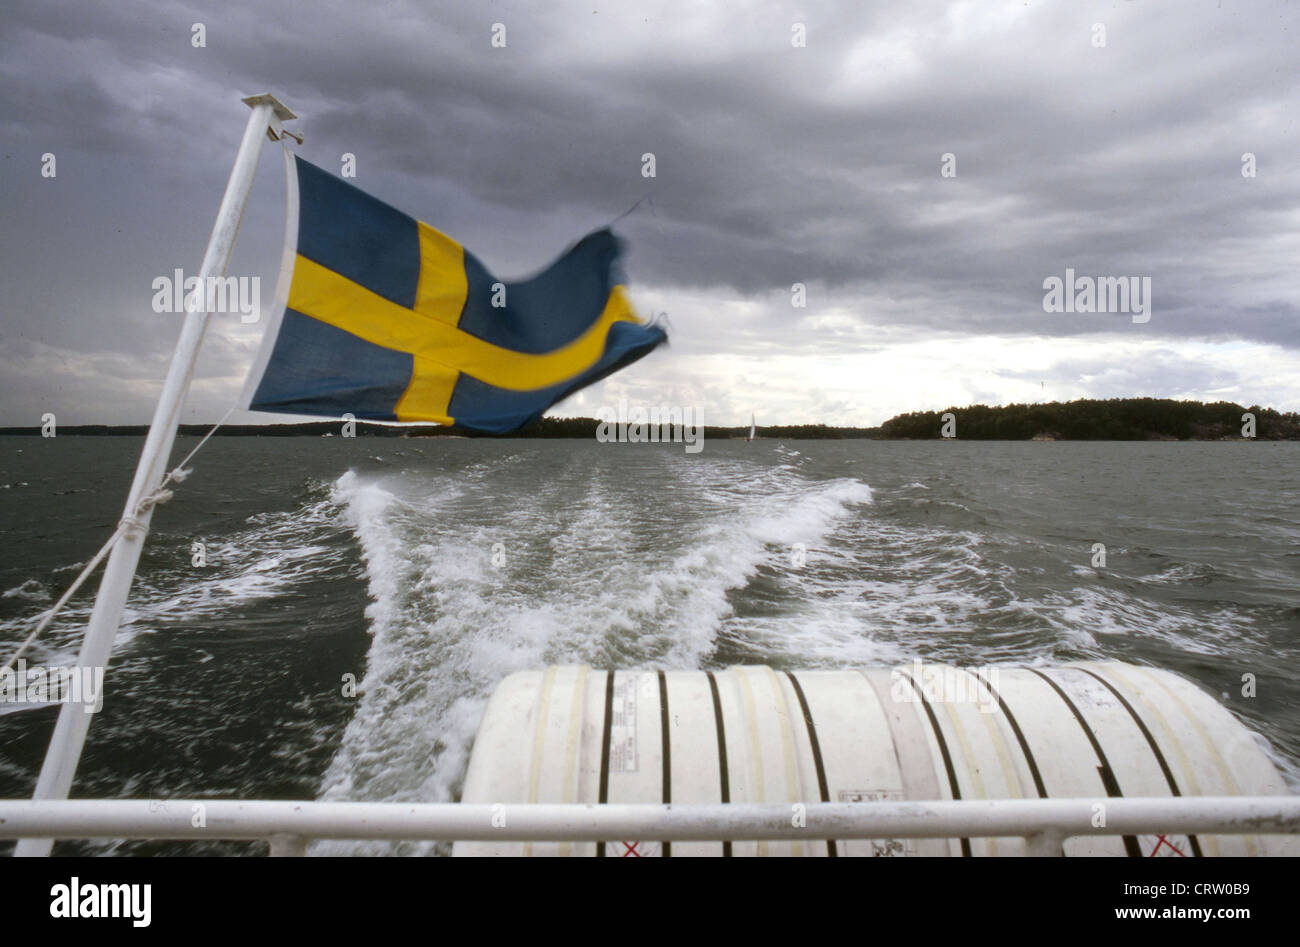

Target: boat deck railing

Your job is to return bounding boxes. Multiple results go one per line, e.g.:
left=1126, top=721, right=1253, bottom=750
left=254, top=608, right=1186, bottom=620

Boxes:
left=3, top=796, right=1298, bottom=856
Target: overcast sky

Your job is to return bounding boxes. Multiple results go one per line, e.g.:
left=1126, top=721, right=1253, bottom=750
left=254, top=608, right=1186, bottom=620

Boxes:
left=2, top=0, right=1297, bottom=427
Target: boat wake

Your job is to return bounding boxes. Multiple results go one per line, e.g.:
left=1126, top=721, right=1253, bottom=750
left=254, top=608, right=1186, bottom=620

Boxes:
left=312, top=457, right=874, bottom=853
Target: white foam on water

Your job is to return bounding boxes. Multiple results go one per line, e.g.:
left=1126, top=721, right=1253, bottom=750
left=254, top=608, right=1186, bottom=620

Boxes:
left=1136, top=561, right=1225, bottom=586
left=314, top=471, right=480, bottom=854
left=790, top=501, right=1256, bottom=662
left=312, top=462, right=878, bottom=853
left=2, top=579, right=49, bottom=602
left=614, top=472, right=877, bottom=667
left=1039, top=586, right=1254, bottom=657
left=0, top=487, right=347, bottom=667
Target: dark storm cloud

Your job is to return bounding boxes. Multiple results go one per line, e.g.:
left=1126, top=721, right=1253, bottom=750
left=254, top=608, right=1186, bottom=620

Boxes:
left=1, top=0, right=1297, bottom=424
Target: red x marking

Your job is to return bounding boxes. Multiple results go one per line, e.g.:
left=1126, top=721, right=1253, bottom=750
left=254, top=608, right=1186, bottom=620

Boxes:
left=1149, top=835, right=1187, bottom=857
left=620, top=841, right=642, bottom=858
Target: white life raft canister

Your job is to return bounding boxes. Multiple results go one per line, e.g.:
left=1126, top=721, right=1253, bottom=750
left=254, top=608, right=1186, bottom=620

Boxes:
left=454, top=662, right=1296, bottom=857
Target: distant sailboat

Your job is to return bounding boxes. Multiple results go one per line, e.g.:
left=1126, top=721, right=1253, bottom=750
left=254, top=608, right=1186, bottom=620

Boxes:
left=747, top=413, right=756, bottom=442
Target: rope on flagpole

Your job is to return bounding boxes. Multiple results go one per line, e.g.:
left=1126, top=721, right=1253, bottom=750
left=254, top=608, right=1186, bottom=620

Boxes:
left=1, top=407, right=235, bottom=674
left=608, top=196, right=648, bottom=226
left=607, top=195, right=668, bottom=237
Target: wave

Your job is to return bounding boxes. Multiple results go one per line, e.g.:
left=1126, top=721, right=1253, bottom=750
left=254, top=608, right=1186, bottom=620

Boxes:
left=0, top=483, right=346, bottom=667
left=3, top=579, right=50, bottom=602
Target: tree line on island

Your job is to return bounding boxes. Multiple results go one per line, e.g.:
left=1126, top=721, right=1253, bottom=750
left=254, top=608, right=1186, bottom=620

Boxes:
left=877, top=398, right=1299, bottom=440
left=2, top=398, right=1296, bottom=440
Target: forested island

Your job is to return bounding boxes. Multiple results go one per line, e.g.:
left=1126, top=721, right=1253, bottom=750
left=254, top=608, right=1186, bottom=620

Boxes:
left=1, top=399, right=1296, bottom=440
left=877, top=398, right=1299, bottom=440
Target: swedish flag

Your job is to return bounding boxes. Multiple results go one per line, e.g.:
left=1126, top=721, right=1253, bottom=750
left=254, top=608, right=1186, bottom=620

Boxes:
left=243, top=155, right=667, bottom=433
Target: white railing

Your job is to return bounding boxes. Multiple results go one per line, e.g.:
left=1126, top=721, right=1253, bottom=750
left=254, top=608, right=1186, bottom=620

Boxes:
left=3, top=796, right=1298, bottom=856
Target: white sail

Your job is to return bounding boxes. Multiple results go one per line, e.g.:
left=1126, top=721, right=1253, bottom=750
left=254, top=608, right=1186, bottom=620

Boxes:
left=747, top=413, right=755, bottom=442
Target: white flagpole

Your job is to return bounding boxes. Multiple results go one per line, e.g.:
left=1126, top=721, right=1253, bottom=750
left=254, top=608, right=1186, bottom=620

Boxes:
left=14, top=93, right=296, bottom=857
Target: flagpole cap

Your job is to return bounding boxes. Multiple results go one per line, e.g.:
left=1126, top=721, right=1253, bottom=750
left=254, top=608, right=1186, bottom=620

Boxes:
left=241, top=93, right=297, bottom=121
